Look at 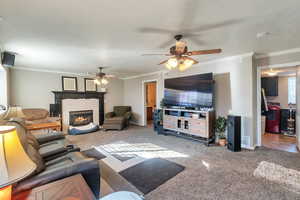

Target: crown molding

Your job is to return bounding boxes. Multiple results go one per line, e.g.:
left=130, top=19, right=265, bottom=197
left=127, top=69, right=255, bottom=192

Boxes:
left=123, top=52, right=254, bottom=80
left=255, top=48, right=300, bottom=59
left=11, top=66, right=86, bottom=76
left=121, top=70, right=167, bottom=80
left=198, top=52, right=254, bottom=65
left=258, top=61, right=300, bottom=69
left=11, top=52, right=255, bottom=80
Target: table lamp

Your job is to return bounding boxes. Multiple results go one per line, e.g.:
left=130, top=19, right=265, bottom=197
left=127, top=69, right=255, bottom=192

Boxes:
left=0, top=126, right=36, bottom=200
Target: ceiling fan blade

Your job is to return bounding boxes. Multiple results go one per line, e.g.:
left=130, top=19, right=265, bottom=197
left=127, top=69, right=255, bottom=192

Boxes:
left=105, top=74, right=116, bottom=78
left=141, top=53, right=171, bottom=56
left=186, top=49, right=222, bottom=56
left=187, top=36, right=205, bottom=46
left=138, top=27, right=174, bottom=34
left=186, top=57, right=199, bottom=64
left=187, top=19, right=243, bottom=33
left=158, top=60, right=168, bottom=65
left=158, top=37, right=176, bottom=49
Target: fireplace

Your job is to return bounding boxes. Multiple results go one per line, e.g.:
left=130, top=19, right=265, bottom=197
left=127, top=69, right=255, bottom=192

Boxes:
left=69, top=110, right=93, bottom=126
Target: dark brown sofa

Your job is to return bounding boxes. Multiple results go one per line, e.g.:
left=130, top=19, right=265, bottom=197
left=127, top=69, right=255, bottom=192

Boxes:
left=5, top=119, right=100, bottom=198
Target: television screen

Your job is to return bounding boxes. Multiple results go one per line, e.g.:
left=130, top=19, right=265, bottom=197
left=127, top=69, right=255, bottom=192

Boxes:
left=164, top=73, right=214, bottom=108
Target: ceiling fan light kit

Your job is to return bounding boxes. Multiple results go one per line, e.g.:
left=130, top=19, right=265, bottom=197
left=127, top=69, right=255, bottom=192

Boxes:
left=92, top=67, right=114, bottom=86
left=165, top=56, right=198, bottom=71
left=145, top=34, right=222, bottom=72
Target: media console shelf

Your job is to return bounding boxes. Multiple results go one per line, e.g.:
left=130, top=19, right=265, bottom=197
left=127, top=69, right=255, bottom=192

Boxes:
left=162, top=108, right=215, bottom=145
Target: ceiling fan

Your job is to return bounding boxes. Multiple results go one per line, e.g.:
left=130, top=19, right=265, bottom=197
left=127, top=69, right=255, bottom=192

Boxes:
left=90, top=67, right=116, bottom=85
left=143, top=34, right=222, bottom=71
left=262, top=68, right=284, bottom=77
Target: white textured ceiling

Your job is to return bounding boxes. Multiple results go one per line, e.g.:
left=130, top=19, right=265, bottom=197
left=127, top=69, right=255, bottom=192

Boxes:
left=0, top=0, right=300, bottom=77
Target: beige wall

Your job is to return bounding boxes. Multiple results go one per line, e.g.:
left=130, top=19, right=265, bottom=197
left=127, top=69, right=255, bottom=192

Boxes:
left=266, top=76, right=295, bottom=109
left=0, top=66, right=9, bottom=107
left=124, top=54, right=257, bottom=148
left=214, top=73, right=231, bottom=117
left=10, top=69, right=124, bottom=113
left=124, top=73, right=164, bottom=125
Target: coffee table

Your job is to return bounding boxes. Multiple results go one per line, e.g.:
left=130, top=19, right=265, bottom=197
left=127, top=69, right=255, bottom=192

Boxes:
left=26, top=121, right=61, bottom=132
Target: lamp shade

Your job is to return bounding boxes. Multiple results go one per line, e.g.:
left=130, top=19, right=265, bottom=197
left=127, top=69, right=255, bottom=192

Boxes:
left=0, top=126, right=36, bottom=188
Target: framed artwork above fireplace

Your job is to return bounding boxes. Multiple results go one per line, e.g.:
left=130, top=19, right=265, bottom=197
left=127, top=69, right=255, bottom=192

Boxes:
left=84, top=78, right=97, bottom=92
left=62, top=76, right=78, bottom=92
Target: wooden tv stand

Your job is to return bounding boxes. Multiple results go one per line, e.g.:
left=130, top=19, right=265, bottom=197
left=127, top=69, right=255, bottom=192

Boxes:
left=162, top=108, right=215, bottom=145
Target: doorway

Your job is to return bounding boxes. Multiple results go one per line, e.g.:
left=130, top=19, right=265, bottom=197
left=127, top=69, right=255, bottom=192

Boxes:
left=259, top=66, right=298, bottom=153
left=143, top=81, right=157, bottom=127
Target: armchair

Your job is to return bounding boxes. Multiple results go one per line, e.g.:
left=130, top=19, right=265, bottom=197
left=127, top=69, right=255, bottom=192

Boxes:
left=103, top=106, right=132, bottom=130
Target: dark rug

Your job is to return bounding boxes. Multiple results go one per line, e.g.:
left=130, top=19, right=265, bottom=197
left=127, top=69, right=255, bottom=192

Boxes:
left=112, top=154, right=137, bottom=162
left=119, top=158, right=185, bottom=194
left=82, top=148, right=106, bottom=160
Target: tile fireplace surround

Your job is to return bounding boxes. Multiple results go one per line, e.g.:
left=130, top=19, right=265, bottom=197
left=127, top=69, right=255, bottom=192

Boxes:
left=62, top=99, right=99, bottom=132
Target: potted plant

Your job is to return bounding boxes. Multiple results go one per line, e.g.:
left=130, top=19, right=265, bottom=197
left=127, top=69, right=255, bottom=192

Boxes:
left=215, top=116, right=227, bottom=146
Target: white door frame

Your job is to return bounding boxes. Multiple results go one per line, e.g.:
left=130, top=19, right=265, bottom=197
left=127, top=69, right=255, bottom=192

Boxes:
left=256, top=62, right=300, bottom=147
left=142, top=79, right=159, bottom=126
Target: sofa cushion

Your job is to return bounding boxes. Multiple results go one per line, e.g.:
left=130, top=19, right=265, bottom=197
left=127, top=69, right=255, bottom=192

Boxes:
left=104, top=116, right=125, bottom=124
left=38, top=140, right=68, bottom=158
left=26, top=144, right=45, bottom=174
left=22, top=109, right=49, bottom=121
left=114, top=106, right=131, bottom=117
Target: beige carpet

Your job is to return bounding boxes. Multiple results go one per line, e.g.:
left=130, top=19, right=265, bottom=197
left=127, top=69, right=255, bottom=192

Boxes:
left=67, top=126, right=300, bottom=200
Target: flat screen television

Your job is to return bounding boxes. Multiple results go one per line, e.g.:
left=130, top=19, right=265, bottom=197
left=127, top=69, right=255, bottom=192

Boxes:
left=164, top=73, right=214, bottom=108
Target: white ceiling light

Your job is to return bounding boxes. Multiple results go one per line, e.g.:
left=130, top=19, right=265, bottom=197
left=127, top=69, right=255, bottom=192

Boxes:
left=164, top=56, right=198, bottom=72
left=264, top=68, right=278, bottom=76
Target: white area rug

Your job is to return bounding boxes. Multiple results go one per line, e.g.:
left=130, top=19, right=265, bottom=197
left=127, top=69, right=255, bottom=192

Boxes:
left=94, top=141, right=188, bottom=172
left=254, top=161, right=300, bottom=194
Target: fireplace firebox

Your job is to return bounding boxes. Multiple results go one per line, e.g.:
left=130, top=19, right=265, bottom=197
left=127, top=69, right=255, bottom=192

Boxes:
left=69, top=110, right=93, bottom=126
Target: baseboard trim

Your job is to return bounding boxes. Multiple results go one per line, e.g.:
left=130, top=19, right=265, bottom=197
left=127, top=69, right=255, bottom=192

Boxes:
left=242, top=144, right=257, bottom=150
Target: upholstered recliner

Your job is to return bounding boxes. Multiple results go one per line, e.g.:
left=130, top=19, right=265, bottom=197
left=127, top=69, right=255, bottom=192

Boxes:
left=7, top=118, right=79, bottom=160
left=103, top=106, right=132, bottom=130
left=4, top=119, right=100, bottom=198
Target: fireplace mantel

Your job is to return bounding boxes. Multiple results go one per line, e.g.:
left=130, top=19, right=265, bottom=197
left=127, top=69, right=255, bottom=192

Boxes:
left=52, top=91, right=106, bottom=125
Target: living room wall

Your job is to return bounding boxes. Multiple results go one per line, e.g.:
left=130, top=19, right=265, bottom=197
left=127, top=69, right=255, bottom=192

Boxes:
left=124, top=53, right=257, bottom=149
left=0, top=65, right=9, bottom=107
left=9, top=69, right=124, bottom=113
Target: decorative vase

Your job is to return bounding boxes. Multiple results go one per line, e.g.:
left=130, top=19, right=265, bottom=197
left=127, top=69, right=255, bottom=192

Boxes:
left=219, top=138, right=226, bottom=146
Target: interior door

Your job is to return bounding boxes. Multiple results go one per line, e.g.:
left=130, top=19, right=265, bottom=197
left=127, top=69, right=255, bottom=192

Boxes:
left=145, top=82, right=157, bottom=121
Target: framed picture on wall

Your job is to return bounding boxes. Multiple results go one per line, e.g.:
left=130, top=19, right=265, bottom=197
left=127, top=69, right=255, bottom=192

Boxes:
left=62, top=76, right=78, bottom=91
left=84, top=78, right=97, bottom=92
